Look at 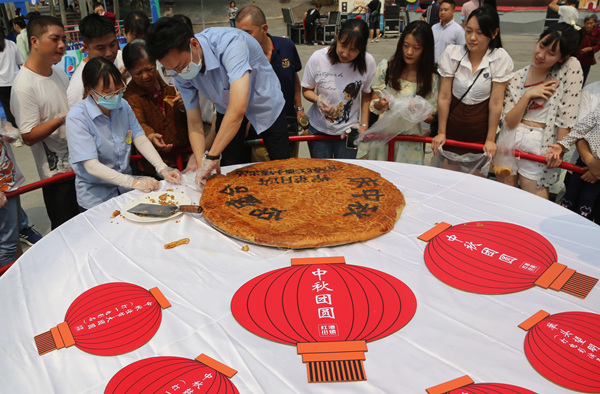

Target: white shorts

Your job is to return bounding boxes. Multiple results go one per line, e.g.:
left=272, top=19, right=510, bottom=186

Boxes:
left=514, top=123, right=545, bottom=181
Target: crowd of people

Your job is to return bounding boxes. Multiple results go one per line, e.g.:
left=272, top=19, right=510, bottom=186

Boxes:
left=1, top=1, right=600, bottom=269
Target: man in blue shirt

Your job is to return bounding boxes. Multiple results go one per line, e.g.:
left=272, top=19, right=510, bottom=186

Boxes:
left=235, top=5, right=306, bottom=158
left=146, top=18, right=290, bottom=188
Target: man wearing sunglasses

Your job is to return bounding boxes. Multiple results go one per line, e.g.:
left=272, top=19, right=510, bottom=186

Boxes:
left=146, top=18, right=290, bottom=189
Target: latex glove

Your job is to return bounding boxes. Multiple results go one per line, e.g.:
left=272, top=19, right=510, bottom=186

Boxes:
left=160, top=167, right=181, bottom=184
left=317, top=96, right=335, bottom=116
left=0, top=123, right=20, bottom=143
left=132, top=176, right=160, bottom=192
left=0, top=191, right=6, bottom=208
left=183, top=154, right=198, bottom=173
left=195, top=156, right=221, bottom=190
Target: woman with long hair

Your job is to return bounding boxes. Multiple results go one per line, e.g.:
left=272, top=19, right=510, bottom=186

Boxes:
left=432, top=5, right=513, bottom=171
left=301, top=19, right=376, bottom=159
left=368, top=20, right=438, bottom=164
left=499, top=23, right=583, bottom=199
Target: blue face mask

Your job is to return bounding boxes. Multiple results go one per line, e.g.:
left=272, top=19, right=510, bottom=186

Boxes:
left=96, top=93, right=123, bottom=110
left=178, top=44, right=203, bottom=80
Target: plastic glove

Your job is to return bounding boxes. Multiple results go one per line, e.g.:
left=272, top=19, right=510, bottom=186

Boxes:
left=0, top=123, right=20, bottom=143
left=160, top=167, right=182, bottom=184
left=183, top=154, right=198, bottom=173
left=317, top=96, right=335, bottom=116
left=195, top=156, right=221, bottom=190
left=0, top=191, right=6, bottom=208
left=131, top=176, right=160, bottom=192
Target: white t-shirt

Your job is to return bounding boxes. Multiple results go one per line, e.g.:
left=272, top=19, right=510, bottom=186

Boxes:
left=438, top=44, right=514, bottom=105
left=115, top=50, right=131, bottom=84
left=66, top=60, right=86, bottom=107
left=558, top=6, right=579, bottom=26
left=67, top=53, right=122, bottom=107
left=301, top=48, right=376, bottom=136
left=11, top=66, right=71, bottom=179
left=0, top=40, right=23, bottom=87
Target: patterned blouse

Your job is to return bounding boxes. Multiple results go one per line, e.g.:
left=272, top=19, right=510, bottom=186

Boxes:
left=367, top=59, right=440, bottom=164
left=123, top=78, right=189, bottom=173
left=560, top=109, right=600, bottom=160
left=503, top=57, right=584, bottom=188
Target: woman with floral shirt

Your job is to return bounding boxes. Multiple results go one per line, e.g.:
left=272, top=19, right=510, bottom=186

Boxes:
left=368, top=21, right=439, bottom=164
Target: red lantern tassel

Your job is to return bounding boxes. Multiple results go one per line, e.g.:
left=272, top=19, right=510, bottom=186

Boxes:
left=297, top=341, right=368, bottom=383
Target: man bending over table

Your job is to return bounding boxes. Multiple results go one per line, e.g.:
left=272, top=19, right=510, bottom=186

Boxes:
left=146, top=18, right=290, bottom=189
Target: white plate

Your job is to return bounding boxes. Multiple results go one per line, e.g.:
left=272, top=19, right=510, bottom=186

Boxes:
left=121, top=191, right=193, bottom=223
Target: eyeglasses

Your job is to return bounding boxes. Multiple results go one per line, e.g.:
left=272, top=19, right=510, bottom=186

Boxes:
left=158, top=44, right=194, bottom=78
left=91, top=84, right=127, bottom=100
left=156, top=60, right=176, bottom=86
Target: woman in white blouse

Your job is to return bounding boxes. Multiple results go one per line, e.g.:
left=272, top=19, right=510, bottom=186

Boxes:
left=432, top=5, right=513, bottom=165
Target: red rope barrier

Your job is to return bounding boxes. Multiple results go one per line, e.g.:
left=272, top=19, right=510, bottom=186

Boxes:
left=6, top=134, right=585, bottom=199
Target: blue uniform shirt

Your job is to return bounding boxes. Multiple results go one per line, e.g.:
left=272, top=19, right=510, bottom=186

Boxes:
left=175, top=28, right=285, bottom=134
left=66, top=95, right=145, bottom=209
left=269, top=34, right=302, bottom=119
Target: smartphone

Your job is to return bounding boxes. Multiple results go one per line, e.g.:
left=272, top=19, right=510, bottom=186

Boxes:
left=346, top=128, right=359, bottom=149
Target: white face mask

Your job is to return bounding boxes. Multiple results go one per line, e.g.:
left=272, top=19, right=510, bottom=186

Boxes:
left=178, top=44, right=203, bottom=80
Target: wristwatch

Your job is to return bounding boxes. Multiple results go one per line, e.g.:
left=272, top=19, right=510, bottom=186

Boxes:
left=296, top=106, right=304, bottom=112
left=205, top=152, right=221, bottom=161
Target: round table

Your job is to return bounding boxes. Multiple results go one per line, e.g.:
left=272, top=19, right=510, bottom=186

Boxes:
left=1, top=160, right=598, bottom=393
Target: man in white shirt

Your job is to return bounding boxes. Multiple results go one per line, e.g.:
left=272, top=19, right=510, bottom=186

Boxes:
left=549, top=0, right=579, bottom=26
left=66, top=13, right=119, bottom=107
left=432, top=0, right=466, bottom=63
left=11, top=16, right=79, bottom=229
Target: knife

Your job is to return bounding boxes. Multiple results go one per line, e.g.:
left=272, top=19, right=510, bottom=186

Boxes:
left=127, top=203, right=203, bottom=217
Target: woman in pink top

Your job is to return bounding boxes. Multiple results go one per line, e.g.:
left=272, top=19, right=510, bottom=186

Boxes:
left=461, top=0, right=481, bottom=27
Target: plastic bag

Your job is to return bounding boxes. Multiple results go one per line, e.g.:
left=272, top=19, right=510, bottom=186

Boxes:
left=430, top=146, right=492, bottom=176
left=356, top=95, right=434, bottom=156
left=491, top=125, right=518, bottom=177
left=0, top=121, right=20, bottom=143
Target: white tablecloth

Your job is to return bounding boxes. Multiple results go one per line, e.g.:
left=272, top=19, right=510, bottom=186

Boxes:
left=1, top=160, right=599, bottom=393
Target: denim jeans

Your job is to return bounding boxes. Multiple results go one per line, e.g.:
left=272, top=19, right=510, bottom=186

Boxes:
left=0, top=196, right=23, bottom=267
left=307, top=125, right=357, bottom=159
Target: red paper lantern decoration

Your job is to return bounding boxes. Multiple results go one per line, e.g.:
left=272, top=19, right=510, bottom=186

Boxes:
left=34, top=282, right=171, bottom=356
left=421, top=221, right=597, bottom=297
left=444, top=383, right=536, bottom=393
left=520, top=310, right=600, bottom=392
left=426, top=375, right=537, bottom=394
left=231, top=256, right=417, bottom=383
left=105, top=354, right=239, bottom=394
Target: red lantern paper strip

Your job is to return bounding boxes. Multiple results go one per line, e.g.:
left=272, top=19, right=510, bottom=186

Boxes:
left=105, top=354, right=239, bottom=394
left=427, top=375, right=536, bottom=394
left=421, top=221, right=597, bottom=297
left=231, top=256, right=417, bottom=383
left=34, top=282, right=170, bottom=356
left=520, top=310, right=600, bottom=392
